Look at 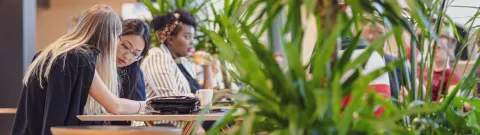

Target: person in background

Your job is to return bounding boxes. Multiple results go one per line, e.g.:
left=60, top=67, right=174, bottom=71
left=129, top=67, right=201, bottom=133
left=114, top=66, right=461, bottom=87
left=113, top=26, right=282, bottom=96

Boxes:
left=423, top=33, right=461, bottom=102
left=12, top=5, right=146, bottom=135
left=140, top=8, right=213, bottom=134
left=274, top=52, right=287, bottom=70
left=141, top=9, right=215, bottom=98
left=112, top=19, right=150, bottom=125
left=360, top=23, right=411, bottom=104
left=338, top=38, right=391, bottom=117
left=477, top=40, right=480, bottom=96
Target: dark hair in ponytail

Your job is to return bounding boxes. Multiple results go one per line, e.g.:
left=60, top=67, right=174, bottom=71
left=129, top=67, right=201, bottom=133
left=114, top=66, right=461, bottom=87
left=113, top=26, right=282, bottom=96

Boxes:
left=118, top=19, right=150, bottom=100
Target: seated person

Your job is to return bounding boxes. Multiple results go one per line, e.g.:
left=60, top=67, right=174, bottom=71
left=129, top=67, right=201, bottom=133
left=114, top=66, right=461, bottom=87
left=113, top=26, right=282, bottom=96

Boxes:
left=360, top=23, right=417, bottom=103
left=140, top=9, right=214, bottom=134
left=361, top=23, right=404, bottom=102
left=117, top=19, right=150, bottom=101
left=112, top=19, right=150, bottom=125
left=141, top=9, right=214, bottom=97
left=310, top=38, right=391, bottom=116
left=338, top=38, right=391, bottom=117
left=422, top=34, right=460, bottom=102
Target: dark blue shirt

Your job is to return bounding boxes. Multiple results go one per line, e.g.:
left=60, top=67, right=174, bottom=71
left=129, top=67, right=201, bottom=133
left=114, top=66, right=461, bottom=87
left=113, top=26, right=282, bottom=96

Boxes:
left=384, top=54, right=402, bottom=99
left=135, top=71, right=146, bottom=100
left=177, top=64, right=202, bottom=93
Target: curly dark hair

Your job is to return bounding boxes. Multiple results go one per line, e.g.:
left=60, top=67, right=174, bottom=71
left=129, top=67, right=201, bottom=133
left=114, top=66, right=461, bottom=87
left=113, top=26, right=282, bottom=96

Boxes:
left=150, top=8, right=197, bottom=37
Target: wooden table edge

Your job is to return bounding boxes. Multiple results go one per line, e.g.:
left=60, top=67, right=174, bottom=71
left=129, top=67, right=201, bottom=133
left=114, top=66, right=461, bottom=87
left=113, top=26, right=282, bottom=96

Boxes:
left=0, top=108, right=16, bottom=114
left=77, top=114, right=238, bottom=121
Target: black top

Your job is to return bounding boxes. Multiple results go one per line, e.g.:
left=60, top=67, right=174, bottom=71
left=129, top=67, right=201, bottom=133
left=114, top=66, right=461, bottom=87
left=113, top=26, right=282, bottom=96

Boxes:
left=384, top=54, right=410, bottom=104
left=454, top=25, right=469, bottom=60
left=111, top=68, right=146, bottom=126
left=384, top=55, right=401, bottom=98
left=177, top=64, right=202, bottom=93
left=118, top=67, right=146, bottom=101
left=135, top=71, right=146, bottom=100
left=12, top=46, right=100, bottom=135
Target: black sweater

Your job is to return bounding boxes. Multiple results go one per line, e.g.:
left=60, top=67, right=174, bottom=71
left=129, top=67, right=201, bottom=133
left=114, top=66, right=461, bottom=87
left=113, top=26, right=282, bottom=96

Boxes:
left=12, top=46, right=100, bottom=135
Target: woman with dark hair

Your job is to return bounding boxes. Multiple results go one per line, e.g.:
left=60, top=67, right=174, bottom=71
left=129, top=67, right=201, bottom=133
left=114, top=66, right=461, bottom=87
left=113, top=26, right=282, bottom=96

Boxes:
left=116, top=19, right=150, bottom=101
left=140, top=8, right=215, bottom=134
left=110, top=19, right=150, bottom=126
left=141, top=8, right=215, bottom=101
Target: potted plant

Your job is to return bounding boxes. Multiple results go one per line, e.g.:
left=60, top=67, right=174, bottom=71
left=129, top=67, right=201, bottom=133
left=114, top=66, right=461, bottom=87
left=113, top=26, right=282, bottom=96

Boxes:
left=189, top=0, right=480, bottom=134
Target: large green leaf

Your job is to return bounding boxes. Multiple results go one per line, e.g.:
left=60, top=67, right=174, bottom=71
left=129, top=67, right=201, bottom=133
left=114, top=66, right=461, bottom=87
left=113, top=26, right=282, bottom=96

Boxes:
left=186, top=0, right=480, bottom=134
left=467, top=110, right=480, bottom=133
left=338, top=60, right=400, bottom=135
left=342, top=32, right=393, bottom=72
left=445, top=108, right=466, bottom=130
left=142, top=0, right=161, bottom=16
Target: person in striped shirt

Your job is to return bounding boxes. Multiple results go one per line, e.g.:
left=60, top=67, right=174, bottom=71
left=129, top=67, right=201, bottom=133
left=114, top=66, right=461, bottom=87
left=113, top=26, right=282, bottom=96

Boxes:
left=140, top=9, right=214, bottom=134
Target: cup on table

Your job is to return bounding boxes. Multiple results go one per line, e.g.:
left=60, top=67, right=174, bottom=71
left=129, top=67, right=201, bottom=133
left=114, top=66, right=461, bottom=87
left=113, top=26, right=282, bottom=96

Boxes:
left=196, top=89, right=214, bottom=108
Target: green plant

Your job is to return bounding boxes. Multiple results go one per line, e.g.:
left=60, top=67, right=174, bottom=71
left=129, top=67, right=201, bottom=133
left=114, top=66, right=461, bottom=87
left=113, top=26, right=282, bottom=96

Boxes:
left=188, top=0, right=480, bottom=134
left=141, top=0, right=252, bottom=89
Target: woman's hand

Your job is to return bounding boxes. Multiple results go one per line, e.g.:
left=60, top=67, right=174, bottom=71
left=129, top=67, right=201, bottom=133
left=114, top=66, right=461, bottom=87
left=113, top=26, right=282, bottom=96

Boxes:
left=193, top=51, right=214, bottom=66
left=89, top=70, right=146, bottom=114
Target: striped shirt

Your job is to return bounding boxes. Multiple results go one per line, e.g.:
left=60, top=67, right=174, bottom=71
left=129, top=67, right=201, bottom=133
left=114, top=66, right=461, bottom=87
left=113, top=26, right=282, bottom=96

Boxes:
left=139, top=45, right=195, bottom=127
left=141, top=45, right=195, bottom=98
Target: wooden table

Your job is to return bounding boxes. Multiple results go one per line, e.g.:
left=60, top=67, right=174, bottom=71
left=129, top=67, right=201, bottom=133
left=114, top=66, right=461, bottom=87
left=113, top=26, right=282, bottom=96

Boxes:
left=77, top=108, right=241, bottom=135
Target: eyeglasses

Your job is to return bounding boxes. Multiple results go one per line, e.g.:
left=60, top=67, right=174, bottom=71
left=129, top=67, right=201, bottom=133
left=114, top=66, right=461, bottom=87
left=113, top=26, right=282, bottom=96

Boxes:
left=119, top=43, right=143, bottom=61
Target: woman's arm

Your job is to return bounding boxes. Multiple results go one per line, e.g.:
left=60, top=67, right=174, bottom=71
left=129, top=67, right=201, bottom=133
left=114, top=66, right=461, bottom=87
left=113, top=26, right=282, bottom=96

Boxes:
left=202, top=65, right=216, bottom=89
left=89, top=70, right=146, bottom=115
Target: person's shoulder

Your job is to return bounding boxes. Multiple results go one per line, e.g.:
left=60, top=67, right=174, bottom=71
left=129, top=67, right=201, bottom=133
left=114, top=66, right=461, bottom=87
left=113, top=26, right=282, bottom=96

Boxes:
left=67, top=44, right=99, bottom=57
left=384, top=54, right=399, bottom=63
left=65, top=45, right=99, bottom=67
left=144, top=46, right=174, bottom=62
left=145, top=47, right=168, bottom=57
left=446, top=69, right=461, bottom=76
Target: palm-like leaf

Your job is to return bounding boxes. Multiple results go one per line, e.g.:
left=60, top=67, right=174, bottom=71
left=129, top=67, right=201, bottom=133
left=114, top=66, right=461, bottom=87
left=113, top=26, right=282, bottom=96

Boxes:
left=141, top=0, right=480, bottom=134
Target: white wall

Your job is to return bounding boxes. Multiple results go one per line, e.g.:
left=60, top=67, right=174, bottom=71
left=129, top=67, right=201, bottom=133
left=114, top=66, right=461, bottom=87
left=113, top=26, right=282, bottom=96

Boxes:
left=37, top=0, right=135, bottom=51
left=446, top=0, right=480, bottom=27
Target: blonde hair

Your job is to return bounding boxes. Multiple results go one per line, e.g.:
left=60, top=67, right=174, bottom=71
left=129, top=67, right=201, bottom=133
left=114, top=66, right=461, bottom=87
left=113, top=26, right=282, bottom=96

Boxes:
left=23, top=4, right=122, bottom=115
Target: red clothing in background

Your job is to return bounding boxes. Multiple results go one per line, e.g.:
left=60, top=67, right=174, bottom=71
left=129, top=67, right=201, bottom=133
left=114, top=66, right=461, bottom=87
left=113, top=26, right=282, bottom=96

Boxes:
left=338, top=48, right=391, bottom=117
left=340, top=84, right=390, bottom=117
left=422, top=69, right=460, bottom=101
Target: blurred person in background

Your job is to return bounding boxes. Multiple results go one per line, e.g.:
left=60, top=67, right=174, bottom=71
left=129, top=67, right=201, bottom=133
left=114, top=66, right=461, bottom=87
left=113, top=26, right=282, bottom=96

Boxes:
left=361, top=23, right=414, bottom=103
left=422, top=30, right=461, bottom=102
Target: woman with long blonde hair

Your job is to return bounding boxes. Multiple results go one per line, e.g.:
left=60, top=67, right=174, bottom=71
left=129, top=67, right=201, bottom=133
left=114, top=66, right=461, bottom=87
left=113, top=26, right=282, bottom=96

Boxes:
left=12, top=5, right=146, bottom=135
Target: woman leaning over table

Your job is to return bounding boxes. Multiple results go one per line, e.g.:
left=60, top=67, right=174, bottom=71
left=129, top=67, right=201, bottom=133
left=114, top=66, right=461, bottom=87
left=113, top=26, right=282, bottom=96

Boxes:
left=112, top=19, right=150, bottom=125
left=12, top=5, right=146, bottom=135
